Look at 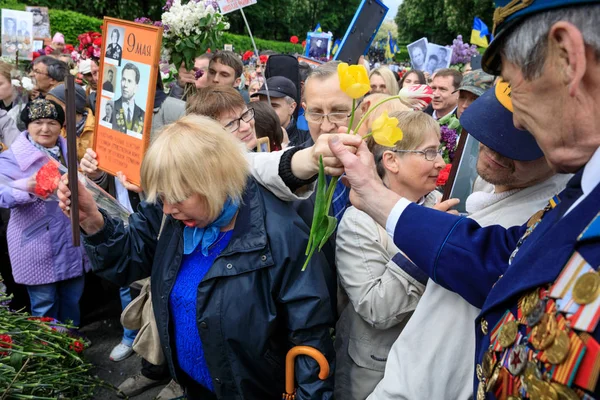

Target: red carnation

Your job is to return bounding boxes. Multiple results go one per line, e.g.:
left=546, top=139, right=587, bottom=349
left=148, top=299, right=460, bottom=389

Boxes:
left=302, top=40, right=306, bottom=48
left=65, top=44, right=74, bottom=53
left=290, top=35, right=299, bottom=44
left=32, top=51, right=41, bottom=60
left=70, top=340, right=84, bottom=353
left=93, top=38, right=102, bottom=47
left=436, top=164, right=452, bottom=186
left=34, top=161, right=61, bottom=199
left=259, top=55, right=268, bottom=64
left=0, top=334, right=12, bottom=356
left=242, top=50, right=254, bottom=61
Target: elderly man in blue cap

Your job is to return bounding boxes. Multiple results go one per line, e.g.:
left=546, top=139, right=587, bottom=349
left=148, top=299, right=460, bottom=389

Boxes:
left=328, top=0, right=600, bottom=398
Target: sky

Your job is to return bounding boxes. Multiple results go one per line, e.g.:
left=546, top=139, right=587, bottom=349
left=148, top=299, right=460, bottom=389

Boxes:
left=382, top=0, right=403, bottom=19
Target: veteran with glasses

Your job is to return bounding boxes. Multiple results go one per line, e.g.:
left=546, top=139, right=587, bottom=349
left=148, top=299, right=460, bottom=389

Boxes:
left=30, top=56, right=68, bottom=97
left=186, top=86, right=258, bottom=151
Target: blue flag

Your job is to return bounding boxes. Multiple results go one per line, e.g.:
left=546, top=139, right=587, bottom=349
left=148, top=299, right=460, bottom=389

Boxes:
left=471, top=17, right=489, bottom=48
left=332, top=39, right=341, bottom=56
left=314, top=23, right=322, bottom=33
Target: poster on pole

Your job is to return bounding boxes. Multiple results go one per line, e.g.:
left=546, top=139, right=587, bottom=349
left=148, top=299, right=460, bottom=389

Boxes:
left=218, top=0, right=257, bottom=15
left=93, top=17, right=163, bottom=186
left=1, top=9, right=33, bottom=59
left=25, top=6, right=50, bottom=39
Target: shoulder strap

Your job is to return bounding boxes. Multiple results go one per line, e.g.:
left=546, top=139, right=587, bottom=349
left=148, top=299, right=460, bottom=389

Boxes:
left=157, top=214, right=167, bottom=240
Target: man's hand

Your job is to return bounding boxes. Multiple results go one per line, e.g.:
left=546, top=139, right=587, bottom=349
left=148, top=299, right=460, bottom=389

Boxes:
left=328, top=135, right=401, bottom=228
left=57, top=173, right=105, bottom=235
left=116, top=172, right=143, bottom=194
left=178, top=63, right=196, bottom=85
left=80, top=148, right=104, bottom=180
left=434, top=198, right=460, bottom=215
left=291, top=128, right=362, bottom=179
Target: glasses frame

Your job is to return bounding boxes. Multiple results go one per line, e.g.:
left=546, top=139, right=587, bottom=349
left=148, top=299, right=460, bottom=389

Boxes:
left=391, top=148, right=443, bottom=161
left=224, top=108, right=255, bottom=133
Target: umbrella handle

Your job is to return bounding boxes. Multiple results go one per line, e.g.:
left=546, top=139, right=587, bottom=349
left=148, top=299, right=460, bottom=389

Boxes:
left=285, top=346, right=330, bottom=396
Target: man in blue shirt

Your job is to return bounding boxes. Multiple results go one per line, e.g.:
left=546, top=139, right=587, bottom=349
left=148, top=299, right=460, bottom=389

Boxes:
left=329, top=1, right=600, bottom=398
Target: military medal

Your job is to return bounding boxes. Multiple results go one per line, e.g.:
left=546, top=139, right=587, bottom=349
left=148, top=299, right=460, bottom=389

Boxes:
left=531, top=314, right=557, bottom=350
left=527, top=299, right=546, bottom=327
left=499, top=320, right=519, bottom=348
left=522, top=289, right=541, bottom=317
left=528, top=379, right=558, bottom=400
left=550, top=382, right=580, bottom=400
left=476, top=381, right=486, bottom=400
left=545, top=330, right=570, bottom=364
left=508, top=345, right=527, bottom=375
left=572, top=271, right=600, bottom=305
left=527, top=209, right=545, bottom=228
left=482, top=348, right=496, bottom=379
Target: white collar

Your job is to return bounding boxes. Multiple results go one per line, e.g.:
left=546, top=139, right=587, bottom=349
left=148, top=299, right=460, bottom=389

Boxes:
left=581, top=145, right=600, bottom=196
left=432, top=106, right=457, bottom=120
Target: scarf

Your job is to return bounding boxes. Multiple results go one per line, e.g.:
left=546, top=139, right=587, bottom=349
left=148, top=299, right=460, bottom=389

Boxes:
left=183, top=198, right=239, bottom=256
left=28, top=133, right=61, bottom=162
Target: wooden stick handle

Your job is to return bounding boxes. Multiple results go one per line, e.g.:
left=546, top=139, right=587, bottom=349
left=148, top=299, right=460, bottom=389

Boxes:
left=284, top=346, right=330, bottom=396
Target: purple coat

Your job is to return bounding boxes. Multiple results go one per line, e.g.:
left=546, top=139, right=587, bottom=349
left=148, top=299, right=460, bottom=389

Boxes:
left=0, top=132, right=88, bottom=285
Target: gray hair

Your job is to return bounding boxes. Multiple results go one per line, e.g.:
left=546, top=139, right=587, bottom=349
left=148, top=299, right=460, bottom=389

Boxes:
left=284, top=95, right=296, bottom=105
left=305, top=60, right=341, bottom=86
left=34, top=56, right=68, bottom=82
left=502, top=4, right=600, bottom=80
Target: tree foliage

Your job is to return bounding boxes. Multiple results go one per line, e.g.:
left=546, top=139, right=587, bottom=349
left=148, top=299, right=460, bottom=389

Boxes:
left=395, top=0, right=494, bottom=44
left=374, top=20, right=398, bottom=42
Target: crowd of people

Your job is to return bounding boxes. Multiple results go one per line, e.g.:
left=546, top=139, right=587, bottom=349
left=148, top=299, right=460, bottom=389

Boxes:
left=1, top=0, right=599, bottom=399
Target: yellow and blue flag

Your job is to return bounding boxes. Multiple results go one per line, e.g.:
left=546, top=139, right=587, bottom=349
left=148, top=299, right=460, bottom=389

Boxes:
left=471, top=17, right=490, bottom=48
left=314, top=23, right=322, bottom=33
left=385, top=31, right=394, bottom=60
left=331, top=39, right=341, bottom=56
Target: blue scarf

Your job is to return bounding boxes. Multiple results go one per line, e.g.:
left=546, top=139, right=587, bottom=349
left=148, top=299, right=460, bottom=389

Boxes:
left=183, top=198, right=239, bottom=256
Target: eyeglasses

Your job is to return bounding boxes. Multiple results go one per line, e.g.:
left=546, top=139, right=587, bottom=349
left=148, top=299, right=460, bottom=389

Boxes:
left=224, top=108, right=255, bottom=133
left=305, top=111, right=351, bottom=125
left=392, top=149, right=443, bottom=161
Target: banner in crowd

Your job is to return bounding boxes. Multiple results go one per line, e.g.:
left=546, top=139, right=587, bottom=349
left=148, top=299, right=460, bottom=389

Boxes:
left=1, top=9, right=33, bottom=60
left=93, top=18, right=162, bottom=186
left=218, top=0, right=257, bottom=14
left=25, top=6, right=50, bottom=39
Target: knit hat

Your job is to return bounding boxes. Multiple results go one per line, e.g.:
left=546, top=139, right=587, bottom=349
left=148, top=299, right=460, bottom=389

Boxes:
left=52, top=32, right=65, bottom=44
left=21, top=99, right=65, bottom=127
left=48, top=83, right=87, bottom=114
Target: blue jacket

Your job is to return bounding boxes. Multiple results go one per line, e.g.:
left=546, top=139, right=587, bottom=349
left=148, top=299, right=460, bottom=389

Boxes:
left=84, top=178, right=335, bottom=399
left=392, top=181, right=600, bottom=398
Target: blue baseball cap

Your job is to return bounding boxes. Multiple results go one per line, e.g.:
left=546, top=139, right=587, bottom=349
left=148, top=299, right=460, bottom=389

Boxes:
left=482, top=0, right=600, bottom=75
left=460, top=80, right=544, bottom=161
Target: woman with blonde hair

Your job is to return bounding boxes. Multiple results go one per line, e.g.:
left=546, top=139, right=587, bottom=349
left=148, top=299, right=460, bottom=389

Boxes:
left=368, top=67, right=400, bottom=95
left=354, top=93, right=411, bottom=137
left=335, top=111, right=445, bottom=400
left=58, top=115, right=335, bottom=400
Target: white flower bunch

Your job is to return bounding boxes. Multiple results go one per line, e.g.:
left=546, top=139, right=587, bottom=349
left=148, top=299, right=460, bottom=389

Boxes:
left=162, top=0, right=226, bottom=38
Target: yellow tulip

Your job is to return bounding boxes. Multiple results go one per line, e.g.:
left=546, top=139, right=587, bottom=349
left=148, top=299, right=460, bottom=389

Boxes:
left=338, top=62, right=370, bottom=99
left=371, top=111, right=403, bottom=147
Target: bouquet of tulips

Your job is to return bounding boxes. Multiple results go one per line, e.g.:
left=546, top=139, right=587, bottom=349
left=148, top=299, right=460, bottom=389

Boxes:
left=303, top=63, right=405, bottom=269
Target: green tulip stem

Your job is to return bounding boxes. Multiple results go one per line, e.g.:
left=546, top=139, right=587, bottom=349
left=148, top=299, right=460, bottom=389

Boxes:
left=353, top=95, right=402, bottom=134
left=346, top=99, right=357, bottom=135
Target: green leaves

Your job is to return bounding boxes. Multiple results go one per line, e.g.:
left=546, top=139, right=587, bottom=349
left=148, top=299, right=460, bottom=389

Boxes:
left=302, top=157, right=339, bottom=271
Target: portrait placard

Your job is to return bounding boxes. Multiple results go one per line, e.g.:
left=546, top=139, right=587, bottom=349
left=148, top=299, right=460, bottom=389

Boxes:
left=93, top=17, right=163, bottom=186
left=1, top=9, right=33, bottom=59
left=407, top=38, right=428, bottom=72
left=25, top=6, right=50, bottom=38
left=304, top=32, right=332, bottom=60
left=424, top=43, right=452, bottom=75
